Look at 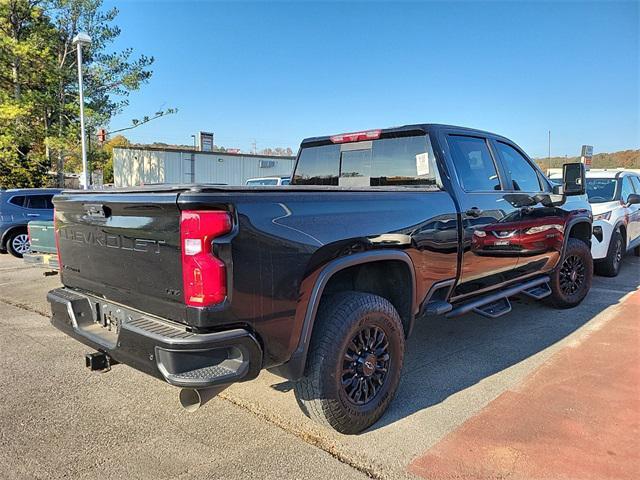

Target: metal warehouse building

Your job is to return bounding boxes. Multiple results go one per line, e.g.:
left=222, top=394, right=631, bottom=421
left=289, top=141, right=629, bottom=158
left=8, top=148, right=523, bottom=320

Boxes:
left=112, top=146, right=296, bottom=187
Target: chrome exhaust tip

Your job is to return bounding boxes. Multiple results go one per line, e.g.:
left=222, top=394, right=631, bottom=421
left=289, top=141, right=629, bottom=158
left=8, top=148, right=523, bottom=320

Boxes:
left=178, top=386, right=227, bottom=412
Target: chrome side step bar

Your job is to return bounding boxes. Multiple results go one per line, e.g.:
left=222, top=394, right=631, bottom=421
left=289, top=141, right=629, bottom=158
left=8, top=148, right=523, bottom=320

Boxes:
left=446, top=276, right=551, bottom=319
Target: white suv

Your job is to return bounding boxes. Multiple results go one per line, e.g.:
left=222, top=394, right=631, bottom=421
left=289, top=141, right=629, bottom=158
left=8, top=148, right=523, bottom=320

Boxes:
left=551, top=170, right=640, bottom=275
left=582, top=171, right=640, bottom=276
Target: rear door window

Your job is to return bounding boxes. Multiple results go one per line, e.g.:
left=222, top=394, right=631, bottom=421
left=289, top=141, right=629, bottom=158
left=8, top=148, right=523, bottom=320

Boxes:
left=369, top=136, right=438, bottom=186
left=447, top=135, right=501, bottom=192
left=495, top=141, right=542, bottom=192
left=25, top=195, right=54, bottom=209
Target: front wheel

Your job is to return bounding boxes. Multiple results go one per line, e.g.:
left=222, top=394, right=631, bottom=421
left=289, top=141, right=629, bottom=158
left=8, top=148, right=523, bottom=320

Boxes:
left=547, top=238, right=593, bottom=309
left=594, top=229, right=623, bottom=277
left=294, top=292, right=405, bottom=434
left=6, top=230, right=30, bottom=258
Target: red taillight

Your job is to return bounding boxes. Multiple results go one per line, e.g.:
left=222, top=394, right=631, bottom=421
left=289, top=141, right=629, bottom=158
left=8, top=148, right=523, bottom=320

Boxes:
left=329, top=129, right=381, bottom=144
left=53, top=208, right=62, bottom=269
left=180, top=210, right=232, bottom=307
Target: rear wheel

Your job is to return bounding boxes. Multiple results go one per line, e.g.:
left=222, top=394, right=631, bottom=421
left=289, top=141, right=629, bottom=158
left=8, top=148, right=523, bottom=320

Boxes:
left=594, top=229, right=623, bottom=277
left=294, top=291, right=405, bottom=434
left=6, top=230, right=30, bottom=258
left=547, top=238, right=593, bottom=308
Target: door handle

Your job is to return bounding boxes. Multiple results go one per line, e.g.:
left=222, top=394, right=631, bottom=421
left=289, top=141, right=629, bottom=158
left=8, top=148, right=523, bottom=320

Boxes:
left=465, top=207, right=483, bottom=218
left=26, top=213, right=40, bottom=217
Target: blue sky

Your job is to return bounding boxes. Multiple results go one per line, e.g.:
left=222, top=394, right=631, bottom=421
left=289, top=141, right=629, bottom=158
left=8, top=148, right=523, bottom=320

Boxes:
left=105, top=0, right=639, bottom=157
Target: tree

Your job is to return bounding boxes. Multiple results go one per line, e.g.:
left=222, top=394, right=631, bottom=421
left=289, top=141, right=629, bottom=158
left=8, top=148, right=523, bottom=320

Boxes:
left=0, top=0, right=58, bottom=187
left=260, top=146, right=293, bottom=157
left=534, top=150, right=640, bottom=170
left=0, top=0, right=154, bottom=188
left=46, top=0, right=153, bottom=186
left=90, top=133, right=128, bottom=183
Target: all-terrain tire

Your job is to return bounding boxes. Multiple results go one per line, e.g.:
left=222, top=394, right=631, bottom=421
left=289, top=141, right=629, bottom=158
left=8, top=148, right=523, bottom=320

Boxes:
left=547, top=238, right=593, bottom=309
left=294, top=291, right=405, bottom=434
left=594, top=229, right=624, bottom=277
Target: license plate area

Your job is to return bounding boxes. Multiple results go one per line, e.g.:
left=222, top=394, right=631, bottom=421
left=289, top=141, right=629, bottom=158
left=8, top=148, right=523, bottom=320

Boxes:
left=75, top=301, right=126, bottom=346
left=96, top=303, right=124, bottom=335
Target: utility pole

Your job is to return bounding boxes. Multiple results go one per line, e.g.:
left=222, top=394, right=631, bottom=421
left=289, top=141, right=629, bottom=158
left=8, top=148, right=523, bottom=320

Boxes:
left=251, top=139, right=257, bottom=155
left=191, top=134, right=196, bottom=150
left=548, top=130, right=551, bottom=173
left=73, top=32, right=92, bottom=190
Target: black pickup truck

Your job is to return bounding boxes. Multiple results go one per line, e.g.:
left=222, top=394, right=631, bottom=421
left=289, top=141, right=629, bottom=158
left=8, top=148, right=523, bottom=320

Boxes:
left=48, top=124, right=592, bottom=433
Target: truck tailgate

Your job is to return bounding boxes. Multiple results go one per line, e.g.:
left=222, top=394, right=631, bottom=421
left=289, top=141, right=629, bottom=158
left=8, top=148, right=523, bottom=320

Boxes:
left=54, top=192, right=186, bottom=323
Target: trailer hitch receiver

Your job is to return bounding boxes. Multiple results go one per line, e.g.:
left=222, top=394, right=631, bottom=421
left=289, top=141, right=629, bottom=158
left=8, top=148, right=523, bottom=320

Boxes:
left=85, top=351, right=117, bottom=371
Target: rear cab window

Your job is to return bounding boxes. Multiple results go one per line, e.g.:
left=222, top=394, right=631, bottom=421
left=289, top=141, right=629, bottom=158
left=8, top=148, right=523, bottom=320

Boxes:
left=292, top=134, right=441, bottom=187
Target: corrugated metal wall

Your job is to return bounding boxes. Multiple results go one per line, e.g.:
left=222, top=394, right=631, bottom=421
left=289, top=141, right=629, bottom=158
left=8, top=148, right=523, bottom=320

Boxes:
left=113, top=148, right=295, bottom=187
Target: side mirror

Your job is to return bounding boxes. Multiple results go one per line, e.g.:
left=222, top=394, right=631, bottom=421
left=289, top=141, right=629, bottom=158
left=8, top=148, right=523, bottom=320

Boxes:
left=627, top=193, right=640, bottom=206
left=562, top=163, right=586, bottom=196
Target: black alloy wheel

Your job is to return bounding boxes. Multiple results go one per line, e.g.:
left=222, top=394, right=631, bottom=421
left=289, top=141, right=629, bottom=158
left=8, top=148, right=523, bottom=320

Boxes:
left=547, top=238, right=593, bottom=309
left=341, top=326, right=391, bottom=406
left=595, top=230, right=624, bottom=277
left=559, top=254, right=586, bottom=296
left=294, top=291, right=405, bottom=434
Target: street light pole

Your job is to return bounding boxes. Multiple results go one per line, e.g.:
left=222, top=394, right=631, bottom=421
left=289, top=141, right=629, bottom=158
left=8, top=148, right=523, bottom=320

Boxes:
left=73, top=33, right=92, bottom=190
left=548, top=130, right=551, bottom=173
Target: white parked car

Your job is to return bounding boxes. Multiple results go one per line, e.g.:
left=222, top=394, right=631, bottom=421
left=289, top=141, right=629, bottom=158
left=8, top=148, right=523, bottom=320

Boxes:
left=245, top=176, right=290, bottom=186
left=552, top=170, right=640, bottom=276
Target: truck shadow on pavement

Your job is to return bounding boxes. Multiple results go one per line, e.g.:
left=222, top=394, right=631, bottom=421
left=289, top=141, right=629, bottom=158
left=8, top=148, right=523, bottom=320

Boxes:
left=366, top=261, right=639, bottom=432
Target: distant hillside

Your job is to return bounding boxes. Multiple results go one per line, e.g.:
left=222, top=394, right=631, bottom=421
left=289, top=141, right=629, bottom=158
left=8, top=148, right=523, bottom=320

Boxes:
left=534, top=150, right=639, bottom=170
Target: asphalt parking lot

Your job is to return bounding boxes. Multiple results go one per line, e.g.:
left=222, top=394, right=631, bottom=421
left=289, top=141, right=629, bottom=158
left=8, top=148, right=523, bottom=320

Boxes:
left=1, top=253, right=638, bottom=479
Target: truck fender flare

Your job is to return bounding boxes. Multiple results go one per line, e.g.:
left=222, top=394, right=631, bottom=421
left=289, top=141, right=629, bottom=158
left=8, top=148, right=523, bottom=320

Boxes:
left=272, top=250, right=417, bottom=380
left=562, top=217, right=592, bottom=255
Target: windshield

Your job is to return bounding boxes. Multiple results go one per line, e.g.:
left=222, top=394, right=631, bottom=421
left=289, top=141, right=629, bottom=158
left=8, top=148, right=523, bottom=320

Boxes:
left=246, top=179, right=279, bottom=186
left=586, top=178, right=617, bottom=203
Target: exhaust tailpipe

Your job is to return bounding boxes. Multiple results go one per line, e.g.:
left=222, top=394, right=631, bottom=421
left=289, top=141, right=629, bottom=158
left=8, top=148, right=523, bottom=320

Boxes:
left=179, top=386, right=227, bottom=412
